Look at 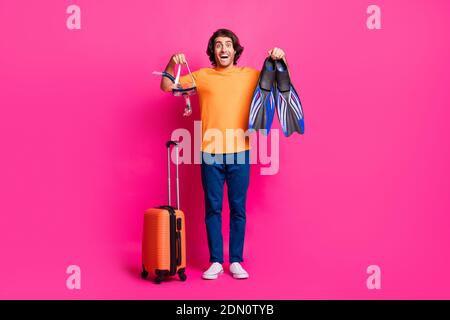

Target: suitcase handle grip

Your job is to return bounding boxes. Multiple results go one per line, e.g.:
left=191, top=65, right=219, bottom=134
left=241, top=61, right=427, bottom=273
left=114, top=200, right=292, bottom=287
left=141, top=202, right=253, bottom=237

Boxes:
left=166, top=140, right=180, bottom=209
left=166, top=141, right=178, bottom=148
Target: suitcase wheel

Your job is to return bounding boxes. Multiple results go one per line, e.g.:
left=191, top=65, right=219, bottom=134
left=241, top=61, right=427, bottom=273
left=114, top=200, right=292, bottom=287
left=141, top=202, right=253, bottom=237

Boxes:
left=178, top=269, right=187, bottom=282
left=141, top=265, right=149, bottom=279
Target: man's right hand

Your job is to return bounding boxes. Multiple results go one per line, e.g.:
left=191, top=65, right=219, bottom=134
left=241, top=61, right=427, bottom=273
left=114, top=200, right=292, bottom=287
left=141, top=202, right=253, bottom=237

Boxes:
left=161, top=53, right=188, bottom=92
left=170, top=53, right=187, bottom=66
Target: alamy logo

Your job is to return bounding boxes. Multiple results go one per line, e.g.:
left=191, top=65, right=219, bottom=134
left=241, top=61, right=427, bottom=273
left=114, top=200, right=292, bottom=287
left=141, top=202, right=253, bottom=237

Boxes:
left=66, top=265, right=81, bottom=290
left=367, top=5, right=382, bottom=30
left=66, top=5, right=81, bottom=30
left=366, top=265, right=381, bottom=289
left=170, top=121, right=280, bottom=175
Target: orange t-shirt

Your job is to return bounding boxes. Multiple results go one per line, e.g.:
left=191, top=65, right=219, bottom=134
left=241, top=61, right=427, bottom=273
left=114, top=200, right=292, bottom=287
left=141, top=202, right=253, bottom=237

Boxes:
left=179, top=66, right=259, bottom=154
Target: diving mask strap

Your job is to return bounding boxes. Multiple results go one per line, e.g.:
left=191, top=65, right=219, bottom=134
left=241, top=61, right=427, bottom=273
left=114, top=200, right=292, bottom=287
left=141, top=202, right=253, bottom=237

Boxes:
left=173, top=62, right=196, bottom=88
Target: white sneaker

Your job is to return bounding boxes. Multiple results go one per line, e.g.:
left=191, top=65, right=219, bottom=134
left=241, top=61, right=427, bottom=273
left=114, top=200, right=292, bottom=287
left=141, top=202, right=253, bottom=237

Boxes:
left=202, top=262, right=224, bottom=280
left=229, top=262, right=249, bottom=279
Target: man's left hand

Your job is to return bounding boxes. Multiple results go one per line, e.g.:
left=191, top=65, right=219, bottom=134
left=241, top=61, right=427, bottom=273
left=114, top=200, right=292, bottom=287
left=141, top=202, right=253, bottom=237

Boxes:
left=268, top=47, right=286, bottom=60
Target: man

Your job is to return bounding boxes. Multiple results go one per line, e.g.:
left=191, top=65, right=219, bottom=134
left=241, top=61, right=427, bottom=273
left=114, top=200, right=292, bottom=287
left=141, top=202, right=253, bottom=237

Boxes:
left=160, top=29, right=286, bottom=280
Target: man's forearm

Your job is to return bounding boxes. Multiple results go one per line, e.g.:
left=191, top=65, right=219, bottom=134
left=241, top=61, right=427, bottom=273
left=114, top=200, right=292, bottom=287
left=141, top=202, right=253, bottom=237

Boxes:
left=160, top=60, right=176, bottom=92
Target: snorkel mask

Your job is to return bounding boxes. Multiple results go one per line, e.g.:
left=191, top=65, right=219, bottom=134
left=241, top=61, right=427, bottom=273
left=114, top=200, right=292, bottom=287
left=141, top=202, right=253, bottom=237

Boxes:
left=153, top=62, right=197, bottom=117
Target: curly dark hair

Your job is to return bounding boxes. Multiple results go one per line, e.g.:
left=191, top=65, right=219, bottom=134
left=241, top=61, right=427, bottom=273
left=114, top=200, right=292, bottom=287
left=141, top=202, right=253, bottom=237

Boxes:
left=206, top=29, right=244, bottom=66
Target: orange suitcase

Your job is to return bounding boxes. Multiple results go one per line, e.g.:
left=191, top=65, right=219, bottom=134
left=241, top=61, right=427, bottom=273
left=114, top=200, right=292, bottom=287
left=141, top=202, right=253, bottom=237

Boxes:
left=141, top=141, right=187, bottom=284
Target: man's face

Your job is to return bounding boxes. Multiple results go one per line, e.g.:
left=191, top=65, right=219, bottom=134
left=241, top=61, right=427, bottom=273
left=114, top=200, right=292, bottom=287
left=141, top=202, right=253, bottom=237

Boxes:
left=214, top=36, right=235, bottom=68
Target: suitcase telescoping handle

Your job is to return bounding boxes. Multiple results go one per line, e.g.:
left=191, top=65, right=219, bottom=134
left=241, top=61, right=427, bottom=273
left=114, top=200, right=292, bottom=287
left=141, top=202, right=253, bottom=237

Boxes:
left=166, top=140, right=180, bottom=209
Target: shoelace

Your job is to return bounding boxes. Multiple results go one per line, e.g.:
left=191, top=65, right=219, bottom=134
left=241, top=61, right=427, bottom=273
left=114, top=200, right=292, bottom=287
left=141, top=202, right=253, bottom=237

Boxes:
left=206, top=263, right=222, bottom=273
left=231, top=263, right=245, bottom=273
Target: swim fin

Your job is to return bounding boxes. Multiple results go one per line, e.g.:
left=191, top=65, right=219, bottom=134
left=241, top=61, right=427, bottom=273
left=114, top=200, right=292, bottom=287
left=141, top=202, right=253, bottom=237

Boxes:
left=249, top=58, right=276, bottom=135
left=275, top=59, right=305, bottom=137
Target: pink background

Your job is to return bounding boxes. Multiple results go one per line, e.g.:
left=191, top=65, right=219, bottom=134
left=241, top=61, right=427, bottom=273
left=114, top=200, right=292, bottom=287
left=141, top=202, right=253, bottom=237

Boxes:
left=1, top=0, right=450, bottom=299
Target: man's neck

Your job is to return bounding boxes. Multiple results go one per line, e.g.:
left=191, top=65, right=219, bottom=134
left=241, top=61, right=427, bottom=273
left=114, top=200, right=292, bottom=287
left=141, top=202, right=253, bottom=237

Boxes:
left=215, top=65, right=236, bottom=72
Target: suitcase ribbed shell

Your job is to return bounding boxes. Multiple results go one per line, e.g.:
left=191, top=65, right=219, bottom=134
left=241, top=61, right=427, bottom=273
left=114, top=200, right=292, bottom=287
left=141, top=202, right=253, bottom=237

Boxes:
left=142, top=207, right=186, bottom=275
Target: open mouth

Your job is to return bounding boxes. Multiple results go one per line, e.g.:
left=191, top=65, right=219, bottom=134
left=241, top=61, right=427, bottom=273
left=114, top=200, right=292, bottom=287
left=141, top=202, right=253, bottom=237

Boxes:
left=220, top=55, right=229, bottom=60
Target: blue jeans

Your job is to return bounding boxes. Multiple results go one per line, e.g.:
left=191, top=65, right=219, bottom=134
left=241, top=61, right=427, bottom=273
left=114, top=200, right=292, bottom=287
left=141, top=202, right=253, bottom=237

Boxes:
left=201, top=151, right=250, bottom=263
